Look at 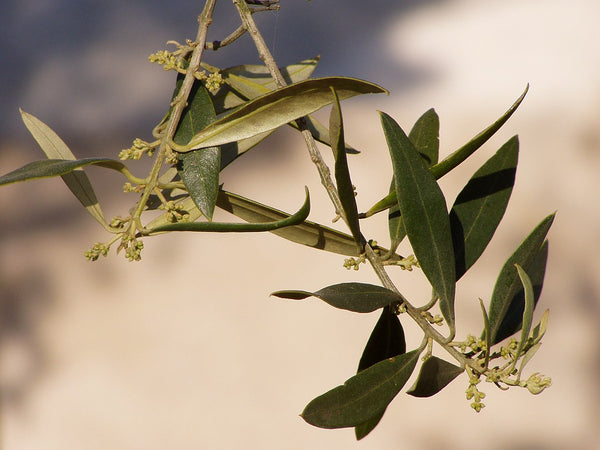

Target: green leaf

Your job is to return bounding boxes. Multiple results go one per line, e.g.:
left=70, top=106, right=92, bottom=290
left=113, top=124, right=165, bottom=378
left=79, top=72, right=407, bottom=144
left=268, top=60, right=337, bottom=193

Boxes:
left=363, top=86, right=528, bottom=218
left=302, top=350, right=420, bottom=429
left=406, top=356, right=464, bottom=397
left=513, top=264, right=535, bottom=363
left=380, top=112, right=456, bottom=327
left=494, top=240, right=549, bottom=344
left=215, top=189, right=402, bottom=259
left=354, top=307, right=406, bottom=440
left=174, top=77, right=387, bottom=151
left=488, top=215, right=554, bottom=345
left=388, top=109, right=439, bottom=254
left=272, top=282, right=402, bottom=313
left=408, top=108, right=440, bottom=167
left=206, top=57, right=320, bottom=113
left=19, top=110, right=108, bottom=227
left=0, top=158, right=125, bottom=186
left=479, top=298, right=491, bottom=370
left=329, top=88, right=362, bottom=247
left=450, top=136, right=518, bottom=280
left=148, top=187, right=310, bottom=233
left=173, top=78, right=221, bottom=220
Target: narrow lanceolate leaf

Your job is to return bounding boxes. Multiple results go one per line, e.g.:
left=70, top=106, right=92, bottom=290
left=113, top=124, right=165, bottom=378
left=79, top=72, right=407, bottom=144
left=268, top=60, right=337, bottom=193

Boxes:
left=488, top=214, right=554, bottom=344
left=388, top=109, right=440, bottom=253
left=450, top=136, right=518, bottom=280
left=0, top=158, right=125, bottom=186
left=215, top=189, right=403, bottom=259
left=174, top=77, right=387, bottom=151
left=363, top=86, right=528, bottom=218
left=513, top=264, right=535, bottom=363
left=173, top=77, right=220, bottom=220
left=380, top=112, right=456, bottom=327
left=330, top=88, right=362, bottom=247
left=20, top=110, right=108, bottom=227
left=406, top=356, right=464, bottom=398
left=493, top=240, right=549, bottom=344
left=148, top=188, right=309, bottom=233
left=302, top=350, right=420, bottom=429
left=355, top=307, right=406, bottom=440
left=272, top=283, right=402, bottom=313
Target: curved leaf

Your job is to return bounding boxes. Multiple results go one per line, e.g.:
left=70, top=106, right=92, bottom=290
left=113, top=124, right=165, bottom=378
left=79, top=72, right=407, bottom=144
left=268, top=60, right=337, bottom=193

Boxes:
left=406, top=356, right=464, bottom=397
left=513, top=264, right=535, bottom=363
left=302, top=350, right=420, bottom=429
left=272, top=282, right=402, bottom=313
left=330, top=88, right=362, bottom=247
left=20, top=110, right=108, bottom=227
left=450, top=136, right=518, bottom=280
left=380, top=112, right=456, bottom=327
left=488, top=214, right=554, bottom=344
left=174, top=78, right=220, bottom=220
left=174, top=77, right=387, bottom=151
left=148, top=187, right=309, bottom=233
left=215, top=189, right=402, bottom=259
left=355, top=307, right=406, bottom=440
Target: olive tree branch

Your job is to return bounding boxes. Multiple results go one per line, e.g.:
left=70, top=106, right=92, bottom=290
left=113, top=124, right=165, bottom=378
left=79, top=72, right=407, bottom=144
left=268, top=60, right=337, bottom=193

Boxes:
left=232, top=0, right=477, bottom=372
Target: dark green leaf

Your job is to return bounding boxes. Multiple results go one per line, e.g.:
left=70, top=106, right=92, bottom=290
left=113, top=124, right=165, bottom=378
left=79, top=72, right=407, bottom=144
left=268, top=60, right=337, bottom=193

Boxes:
left=302, top=350, right=420, bottom=428
left=363, top=86, right=528, bottom=218
left=272, top=282, right=402, bottom=313
left=387, top=110, right=439, bottom=254
left=450, top=136, right=518, bottom=280
left=380, top=112, right=456, bottom=327
left=174, top=77, right=387, bottom=151
left=354, top=307, right=406, bottom=440
left=329, top=88, right=362, bottom=247
left=406, top=356, right=464, bottom=397
left=493, top=241, right=549, bottom=344
left=148, top=187, right=309, bottom=233
left=408, top=108, right=440, bottom=167
left=0, top=158, right=125, bottom=186
left=488, top=215, right=554, bottom=345
left=173, top=78, right=220, bottom=220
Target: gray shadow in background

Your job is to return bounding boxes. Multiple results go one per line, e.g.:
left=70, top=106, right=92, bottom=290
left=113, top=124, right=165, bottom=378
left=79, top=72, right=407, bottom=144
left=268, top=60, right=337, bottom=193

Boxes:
left=0, top=0, right=444, bottom=408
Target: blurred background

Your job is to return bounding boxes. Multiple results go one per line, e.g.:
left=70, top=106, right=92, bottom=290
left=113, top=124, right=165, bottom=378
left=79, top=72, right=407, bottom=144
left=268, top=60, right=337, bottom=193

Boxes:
left=0, top=0, right=598, bottom=448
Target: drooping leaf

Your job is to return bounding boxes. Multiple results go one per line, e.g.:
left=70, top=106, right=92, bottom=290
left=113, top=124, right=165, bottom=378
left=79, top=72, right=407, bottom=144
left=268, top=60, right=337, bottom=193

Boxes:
left=488, top=214, right=553, bottom=345
left=172, top=77, right=221, bottom=220
left=302, top=350, right=420, bottom=429
left=272, top=282, right=402, bottom=313
left=450, top=136, right=518, bottom=280
left=329, top=88, right=362, bottom=247
left=513, top=264, right=535, bottom=363
left=214, top=189, right=403, bottom=259
left=354, top=307, right=406, bottom=440
left=380, top=111, right=456, bottom=327
left=148, top=187, right=309, bottom=233
left=493, top=240, right=550, bottom=344
left=19, top=110, right=108, bottom=227
left=388, top=109, right=440, bottom=254
left=173, top=77, right=387, bottom=151
left=363, top=86, right=528, bottom=218
left=406, top=356, right=464, bottom=397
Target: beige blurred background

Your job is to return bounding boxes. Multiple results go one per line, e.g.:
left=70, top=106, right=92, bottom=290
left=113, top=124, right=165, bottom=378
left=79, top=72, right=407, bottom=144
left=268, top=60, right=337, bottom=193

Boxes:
left=1, top=0, right=599, bottom=448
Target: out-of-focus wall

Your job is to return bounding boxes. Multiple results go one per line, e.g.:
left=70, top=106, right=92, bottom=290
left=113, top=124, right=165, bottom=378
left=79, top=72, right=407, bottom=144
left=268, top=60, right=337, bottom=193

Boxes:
left=1, top=1, right=598, bottom=448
